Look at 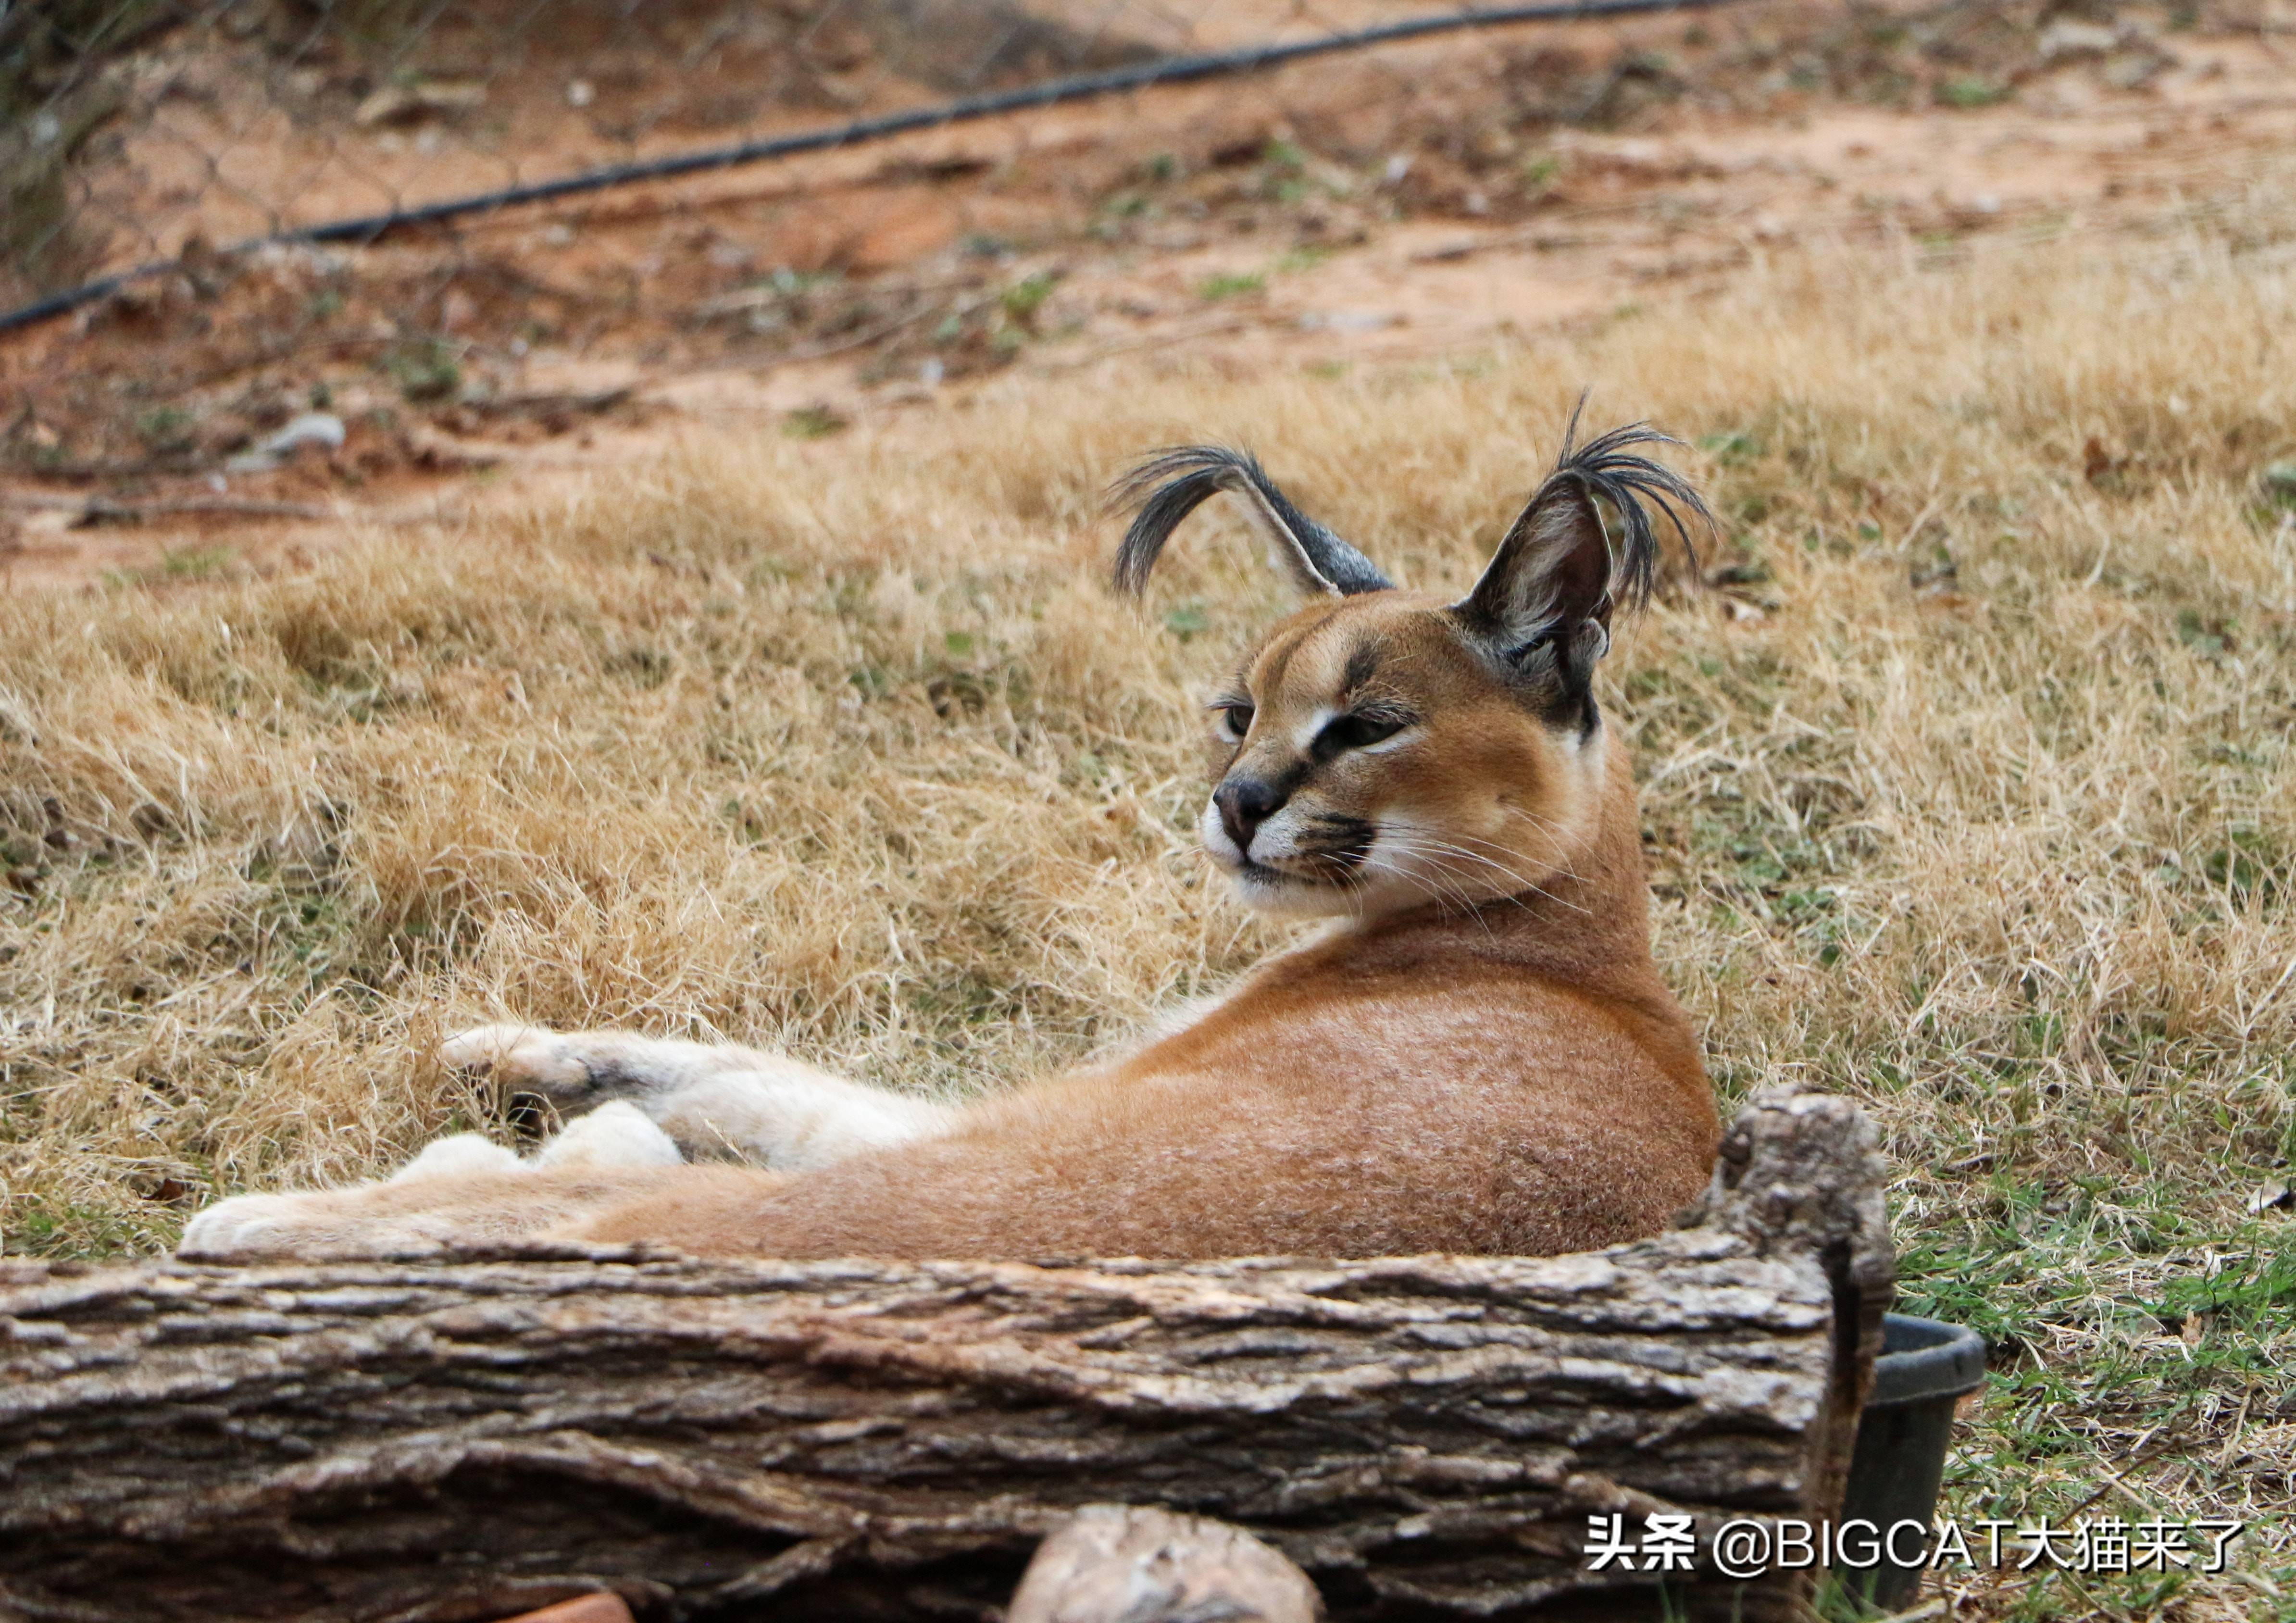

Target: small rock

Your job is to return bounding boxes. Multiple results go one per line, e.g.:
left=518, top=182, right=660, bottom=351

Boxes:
left=2102, top=49, right=2172, bottom=91
left=1010, top=1506, right=1322, bottom=1623
left=2246, top=1178, right=2291, bottom=1215
left=493, top=1596, right=634, bottom=1623
left=224, top=411, right=343, bottom=474
left=355, top=79, right=486, bottom=127
left=2038, top=19, right=2117, bottom=62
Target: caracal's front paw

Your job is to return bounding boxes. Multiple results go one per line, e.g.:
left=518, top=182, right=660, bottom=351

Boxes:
left=440, top=1023, right=594, bottom=1098
left=178, top=1192, right=315, bottom=1259
left=176, top=1106, right=682, bottom=1262
left=532, top=1100, right=683, bottom=1171
left=389, top=1132, right=524, bottom=1183
left=440, top=1024, right=715, bottom=1119
left=390, top=1106, right=680, bottom=1176
left=178, top=1189, right=451, bottom=1261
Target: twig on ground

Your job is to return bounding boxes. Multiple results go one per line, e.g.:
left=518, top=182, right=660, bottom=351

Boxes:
left=0, top=494, right=333, bottom=523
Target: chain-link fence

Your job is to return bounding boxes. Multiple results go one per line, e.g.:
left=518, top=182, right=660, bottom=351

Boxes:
left=0, top=0, right=2193, bottom=492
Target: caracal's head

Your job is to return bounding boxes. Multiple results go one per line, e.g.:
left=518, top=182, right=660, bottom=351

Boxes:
left=1112, top=412, right=1712, bottom=921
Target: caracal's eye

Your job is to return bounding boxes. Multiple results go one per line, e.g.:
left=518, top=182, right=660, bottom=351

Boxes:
left=1315, top=712, right=1407, bottom=755
left=1217, top=702, right=1255, bottom=740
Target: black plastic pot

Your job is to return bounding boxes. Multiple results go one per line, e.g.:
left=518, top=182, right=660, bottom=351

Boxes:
left=1830, top=1312, right=1988, bottom=1612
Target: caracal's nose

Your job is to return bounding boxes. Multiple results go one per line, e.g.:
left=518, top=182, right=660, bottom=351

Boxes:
left=1214, top=776, right=1285, bottom=855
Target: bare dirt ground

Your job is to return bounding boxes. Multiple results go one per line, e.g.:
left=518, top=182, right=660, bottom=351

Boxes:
left=7, top=0, right=2295, bottom=589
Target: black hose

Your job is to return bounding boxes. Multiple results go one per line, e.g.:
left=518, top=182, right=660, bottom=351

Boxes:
left=0, top=0, right=1737, bottom=335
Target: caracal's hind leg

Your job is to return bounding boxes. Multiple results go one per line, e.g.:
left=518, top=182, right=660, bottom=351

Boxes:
left=440, top=1023, right=957, bottom=1171
left=180, top=1100, right=688, bottom=1260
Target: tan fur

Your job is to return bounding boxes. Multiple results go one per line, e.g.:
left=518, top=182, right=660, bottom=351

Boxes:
left=181, top=520, right=1719, bottom=1264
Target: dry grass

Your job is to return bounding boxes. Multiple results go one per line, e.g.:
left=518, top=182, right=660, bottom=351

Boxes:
left=5, top=178, right=2296, bottom=1616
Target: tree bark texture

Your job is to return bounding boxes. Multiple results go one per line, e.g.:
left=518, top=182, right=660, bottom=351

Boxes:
left=0, top=1090, right=1895, bottom=1623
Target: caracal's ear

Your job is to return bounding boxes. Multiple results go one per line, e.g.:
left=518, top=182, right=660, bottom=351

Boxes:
left=1452, top=404, right=1713, bottom=691
left=1110, top=446, right=1393, bottom=598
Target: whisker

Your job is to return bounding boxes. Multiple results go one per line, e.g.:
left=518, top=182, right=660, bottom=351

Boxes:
left=1428, top=827, right=1594, bottom=898
left=1369, top=851, right=1510, bottom=922
left=1371, top=832, right=1592, bottom=918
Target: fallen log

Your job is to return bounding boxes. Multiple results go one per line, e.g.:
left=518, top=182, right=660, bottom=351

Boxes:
left=0, top=1090, right=1893, bottom=1622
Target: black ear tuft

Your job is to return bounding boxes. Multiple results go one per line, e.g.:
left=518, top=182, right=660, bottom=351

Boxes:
left=1110, top=446, right=1393, bottom=598
left=1454, top=402, right=1713, bottom=666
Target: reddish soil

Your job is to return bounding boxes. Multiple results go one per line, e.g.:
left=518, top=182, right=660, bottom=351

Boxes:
left=4, top=0, right=2293, bottom=589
